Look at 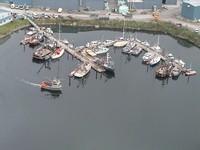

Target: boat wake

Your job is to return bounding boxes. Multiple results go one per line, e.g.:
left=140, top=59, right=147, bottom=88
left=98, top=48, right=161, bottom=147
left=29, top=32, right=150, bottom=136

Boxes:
left=20, top=79, right=41, bottom=87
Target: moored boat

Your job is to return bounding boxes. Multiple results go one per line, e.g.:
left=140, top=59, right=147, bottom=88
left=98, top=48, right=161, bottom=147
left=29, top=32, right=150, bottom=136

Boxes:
left=131, top=46, right=142, bottom=56
left=94, top=46, right=109, bottom=55
left=40, top=79, right=62, bottom=91
left=86, top=49, right=97, bottom=57
left=103, top=53, right=115, bottom=72
left=33, top=46, right=52, bottom=61
left=142, top=52, right=155, bottom=63
left=51, top=47, right=65, bottom=59
left=29, top=38, right=40, bottom=47
left=149, top=56, right=161, bottom=66
left=113, top=40, right=128, bottom=48
left=74, top=63, right=92, bottom=78
left=185, top=69, right=197, bottom=76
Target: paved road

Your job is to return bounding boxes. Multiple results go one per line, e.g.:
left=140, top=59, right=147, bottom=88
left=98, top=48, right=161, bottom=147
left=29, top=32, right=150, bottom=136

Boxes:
left=0, top=3, right=199, bottom=33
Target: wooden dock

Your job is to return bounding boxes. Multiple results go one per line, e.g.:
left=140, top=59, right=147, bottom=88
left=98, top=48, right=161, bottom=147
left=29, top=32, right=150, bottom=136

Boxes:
left=26, top=17, right=105, bottom=73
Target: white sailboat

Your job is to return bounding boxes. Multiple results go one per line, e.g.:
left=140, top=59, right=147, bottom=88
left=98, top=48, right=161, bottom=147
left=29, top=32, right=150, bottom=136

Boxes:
left=73, top=63, right=92, bottom=78
left=113, top=19, right=128, bottom=48
left=51, top=23, right=65, bottom=59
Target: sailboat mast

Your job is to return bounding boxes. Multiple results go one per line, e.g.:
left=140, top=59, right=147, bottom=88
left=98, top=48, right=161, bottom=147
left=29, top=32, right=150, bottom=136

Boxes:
left=59, top=23, right=61, bottom=41
left=123, top=19, right=125, bottom=39
left=157, top=35, right=160, bottom=47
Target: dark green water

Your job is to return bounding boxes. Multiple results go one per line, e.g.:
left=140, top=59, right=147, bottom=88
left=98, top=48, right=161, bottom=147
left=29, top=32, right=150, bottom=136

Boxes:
left=0, top=27, right=199, bottom=150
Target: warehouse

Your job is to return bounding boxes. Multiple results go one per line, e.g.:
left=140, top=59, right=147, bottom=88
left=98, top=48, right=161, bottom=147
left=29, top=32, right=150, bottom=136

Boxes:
left=127, top=0, right=177, bottom=9
left=181, top=0, right=200, bottom=20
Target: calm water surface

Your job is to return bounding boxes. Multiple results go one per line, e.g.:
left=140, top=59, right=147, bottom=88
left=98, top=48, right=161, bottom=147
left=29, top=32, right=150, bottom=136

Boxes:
left=0, top=27, right=200, bottom=150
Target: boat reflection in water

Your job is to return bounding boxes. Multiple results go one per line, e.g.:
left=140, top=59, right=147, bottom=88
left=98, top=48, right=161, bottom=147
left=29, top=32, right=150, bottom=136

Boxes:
left=41, top=88, right=62, bottom=98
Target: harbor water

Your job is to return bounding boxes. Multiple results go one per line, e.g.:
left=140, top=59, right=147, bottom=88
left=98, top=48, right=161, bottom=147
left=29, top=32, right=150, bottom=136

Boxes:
left=0, top=26, right=200, bottom=150
left=0, top=0, right=105, bottom=10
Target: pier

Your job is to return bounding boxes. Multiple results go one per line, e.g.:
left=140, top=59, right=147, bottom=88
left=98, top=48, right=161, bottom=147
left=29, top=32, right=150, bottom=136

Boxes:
left=26, top=17, right=105, bottom=73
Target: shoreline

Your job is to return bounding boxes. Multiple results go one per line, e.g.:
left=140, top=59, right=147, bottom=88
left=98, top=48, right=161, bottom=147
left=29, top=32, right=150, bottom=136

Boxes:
left=0, top=18, right=199, bottom=48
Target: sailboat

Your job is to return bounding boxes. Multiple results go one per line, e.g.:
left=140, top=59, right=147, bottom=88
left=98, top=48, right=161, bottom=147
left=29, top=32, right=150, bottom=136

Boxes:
left=151, top=35, right=162, bottom=53
left=73, top=63, right=92, bottom=78
left=113, top=19, right=128, bottom=48
left=51, top=23, right=65, bottom=59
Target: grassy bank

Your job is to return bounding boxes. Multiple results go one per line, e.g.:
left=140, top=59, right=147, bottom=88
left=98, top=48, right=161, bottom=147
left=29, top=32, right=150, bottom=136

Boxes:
left=35, top=19, right=200, bottom=48
left=0, top=19, right=29, bottom=38
left=0, top=18, right=199, bottom=48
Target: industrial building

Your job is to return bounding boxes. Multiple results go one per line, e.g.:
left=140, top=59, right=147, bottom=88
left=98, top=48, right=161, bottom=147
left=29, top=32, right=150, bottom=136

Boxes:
left=127, top=0, right=177, bottom=9
left=0, top=10, right=12, bottom=26
left=181, top=0, right=200, bottom=20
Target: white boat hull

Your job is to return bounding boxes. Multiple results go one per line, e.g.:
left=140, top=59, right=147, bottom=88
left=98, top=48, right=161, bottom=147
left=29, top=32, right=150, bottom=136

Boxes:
left=51, top=48, right=65, bottom=59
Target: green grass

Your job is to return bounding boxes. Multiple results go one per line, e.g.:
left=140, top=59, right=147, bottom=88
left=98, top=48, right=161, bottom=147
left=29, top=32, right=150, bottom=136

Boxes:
left=0, top=19, right=29, bottom=37
left=0, top=18, right=199, bottom=48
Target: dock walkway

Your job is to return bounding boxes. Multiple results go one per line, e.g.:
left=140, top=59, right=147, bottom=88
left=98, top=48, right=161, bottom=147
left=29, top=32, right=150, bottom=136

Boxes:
left=26, top=17, right=105, bottom=73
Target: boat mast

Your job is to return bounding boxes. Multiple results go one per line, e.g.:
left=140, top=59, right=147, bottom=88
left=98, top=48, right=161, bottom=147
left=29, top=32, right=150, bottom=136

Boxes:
left=157, top=35, right=160, bottom=47
left=123, top=19, right=125, bottom=39
left=59, top=23, right=61, bottom=41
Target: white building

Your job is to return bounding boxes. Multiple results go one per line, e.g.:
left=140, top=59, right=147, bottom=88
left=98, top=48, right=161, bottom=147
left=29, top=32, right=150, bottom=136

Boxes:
left=0, top=10, right=13, bottom=26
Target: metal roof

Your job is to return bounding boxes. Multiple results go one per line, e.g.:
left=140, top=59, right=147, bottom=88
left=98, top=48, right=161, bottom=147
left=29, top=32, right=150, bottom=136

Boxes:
left=183, top=0, right=200, bottom=7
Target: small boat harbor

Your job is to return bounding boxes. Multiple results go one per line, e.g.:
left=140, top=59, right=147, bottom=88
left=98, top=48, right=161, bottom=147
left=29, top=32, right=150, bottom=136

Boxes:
left=21, top=18, right=197, bottom=91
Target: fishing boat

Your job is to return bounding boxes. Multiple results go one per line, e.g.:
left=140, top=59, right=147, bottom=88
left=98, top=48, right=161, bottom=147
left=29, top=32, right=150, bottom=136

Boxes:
left=20, top=36, right=32, bottom=45
left=155, top=65, right=169, bottom=78
left=149, top=56, right=161, bottom=66
left=94, top=46, right=109, bottom=55
left=51, top=47, right=65, bottom=59
left=142, top=52, right=155, bottom=63
left=74, top=63, right=92, bottom=78
left=29, top=38, right=40, bottom=47
left=103, top=53, right=115, bottom=72
left=33, top=46, right=52, bottom=61
left=40, top=79, right=62, bottom=91
left=171, top=66, right=182, bottom=78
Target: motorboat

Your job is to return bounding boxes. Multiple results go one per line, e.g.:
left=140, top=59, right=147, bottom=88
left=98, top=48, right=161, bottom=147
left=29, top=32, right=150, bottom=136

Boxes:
left=142, top=52, right=155, bottom=63
left=149, top=56, right=161, bottom=66
left=33, top=46, right=52, bottom=61
left=86, top=40, right=100, bottom=48
left=40, top=79, right=62, bottom=91
left=141, top=41, right=150, bottom=47
left=74, top=63, right=92, bottom=78
left=26, top=30, right=37, bottom=36
left=103, top=40, right=115, bottom=47
left=103, top=53, right=115, bottom=72
left=94, top=46, right=109, bottom=55
left=185, top=69, right=197, bottom=76
left=46, top=27, right=53, bottom=35
left=51, top=47, right=65, bottom=59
